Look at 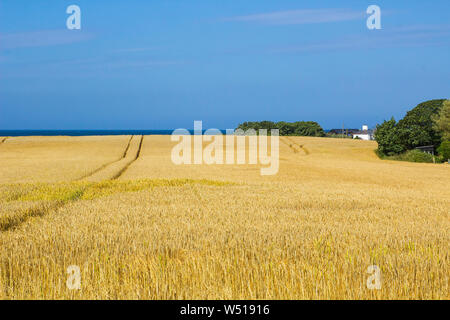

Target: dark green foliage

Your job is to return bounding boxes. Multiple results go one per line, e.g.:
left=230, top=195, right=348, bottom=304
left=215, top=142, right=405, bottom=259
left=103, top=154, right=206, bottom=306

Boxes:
left=375, top=117, right=405, bottom=155
left=433, top=100, right=450, bottom=140
left=396, top=99, right=445, bottom=150
left=236, top=121, right=325, bottom=137
left=375, top=99, right=446, bottom=156
left=378, top=149, right=435, bottom=163
left=437, top=140, right=450, bottom=161
left=400, top=150, right=435, bottom=163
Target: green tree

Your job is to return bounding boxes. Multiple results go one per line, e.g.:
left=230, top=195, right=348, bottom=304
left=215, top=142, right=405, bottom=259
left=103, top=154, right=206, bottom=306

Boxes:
left=433, top=100, right=450, bottom=140
left=291, top=121, right=325, bottom=137
left=235, top=120, right=325, bottom=137
left=437, top=140, right=450, bottom=161
left=276, top=121, right=295, bottom=135
left=396, top=99, right=445, bottom=150
left=376, top=99, right=447, bottom=156
left=375, top=117, right=404, bottom=155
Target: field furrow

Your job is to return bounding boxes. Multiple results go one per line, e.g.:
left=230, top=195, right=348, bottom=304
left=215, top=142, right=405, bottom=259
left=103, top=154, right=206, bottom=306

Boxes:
left=0, top=136, right=130, bottom=183
left=82, top=135, right=143, bottom=182
left=76, top=135, right=134, bottom=181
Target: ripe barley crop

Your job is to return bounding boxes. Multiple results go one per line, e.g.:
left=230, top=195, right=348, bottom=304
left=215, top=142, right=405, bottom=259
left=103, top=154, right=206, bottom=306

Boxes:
left=0, top=136, right=448, bottom=299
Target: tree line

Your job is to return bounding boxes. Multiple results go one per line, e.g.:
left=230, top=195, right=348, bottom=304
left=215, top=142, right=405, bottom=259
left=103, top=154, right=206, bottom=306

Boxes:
left=236, top=121, right=325, bottom=137
left=234, top=99, right=450, bottom=162
left=375, top=99, right=450, bottom=162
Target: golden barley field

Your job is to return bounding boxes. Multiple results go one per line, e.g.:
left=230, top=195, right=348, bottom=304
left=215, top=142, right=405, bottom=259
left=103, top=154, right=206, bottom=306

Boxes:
left=0, top=135, right=449, bottom=299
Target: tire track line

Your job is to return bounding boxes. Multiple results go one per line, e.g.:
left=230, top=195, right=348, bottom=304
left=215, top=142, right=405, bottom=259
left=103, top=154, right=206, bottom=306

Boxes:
left=76, top=135, right=134, bottom=181
left=1, top=135, right=144, bottom=232
left=1, top=200, right=76, bottom=232
left=112, top=135, right=144, bottom=180
left=284, top=136, right=310, bottom=155
left=280, top=137, right=300, bottom=153
left=0, top=186, right=87, bottom=232
left=121, top=135, right=134, bottom=158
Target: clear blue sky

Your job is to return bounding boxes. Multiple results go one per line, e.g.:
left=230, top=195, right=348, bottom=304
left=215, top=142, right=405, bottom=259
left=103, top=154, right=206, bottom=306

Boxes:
left=0, top=0, right=449, bottom=130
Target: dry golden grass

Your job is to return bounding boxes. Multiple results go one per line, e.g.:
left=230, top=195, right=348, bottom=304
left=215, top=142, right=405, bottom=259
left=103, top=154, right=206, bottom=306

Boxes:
left=0, top=136, right=130, bottom=183
left=81, top=135, right=142, bottom=182
left=0, top=135, right=448, bottom=299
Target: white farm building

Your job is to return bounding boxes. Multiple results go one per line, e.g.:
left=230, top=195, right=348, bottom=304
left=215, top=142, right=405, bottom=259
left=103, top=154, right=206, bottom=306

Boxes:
left=352, top=125, right=374, bottom=141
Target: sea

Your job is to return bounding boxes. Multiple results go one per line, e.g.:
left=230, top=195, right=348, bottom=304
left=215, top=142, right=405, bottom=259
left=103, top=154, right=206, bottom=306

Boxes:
left=0, top=130, right=227, bottom=136
left=0, top=129, right=333, bottom=136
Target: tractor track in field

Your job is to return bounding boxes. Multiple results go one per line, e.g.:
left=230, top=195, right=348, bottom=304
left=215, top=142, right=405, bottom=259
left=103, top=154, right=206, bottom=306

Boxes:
left=280, top=137, right=301, bottom=154
left=281, top=136, right=310, bottom=155
left=75, top=135, right=134, bottom=181
left=112, top=135, right=144, bottom=180
left=285, top=136, right=310, bottom=155
left=1, top=135, right=144, bottom=232
left=1, top=200, right=75, bottom=232
left=121, top=135, right=134, bottom=158
left=0, top=186, right=88, bottom=232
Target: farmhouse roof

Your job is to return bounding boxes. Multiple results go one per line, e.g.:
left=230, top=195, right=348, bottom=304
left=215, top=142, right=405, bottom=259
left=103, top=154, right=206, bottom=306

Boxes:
left=352, top=129, right=374, bottom=135
left=415, top=145, right=434, bottom=151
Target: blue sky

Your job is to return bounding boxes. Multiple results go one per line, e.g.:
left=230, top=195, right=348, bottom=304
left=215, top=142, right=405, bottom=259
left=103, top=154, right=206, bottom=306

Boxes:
left=0, top=0, right=449, bottom=130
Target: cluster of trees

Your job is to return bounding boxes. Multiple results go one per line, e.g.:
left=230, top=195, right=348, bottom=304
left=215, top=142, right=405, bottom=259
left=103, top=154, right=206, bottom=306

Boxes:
left=375, top=99, right=450, bottom=161
left=236, top=121, right=325, bottom=137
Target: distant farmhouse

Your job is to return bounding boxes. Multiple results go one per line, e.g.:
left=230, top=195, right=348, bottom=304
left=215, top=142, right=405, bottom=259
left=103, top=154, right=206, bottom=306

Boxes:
left=328, top=128, right=359, bottom=137
left=352, top=125, right=374, bottom=141
left=328, top=125, right=374, bottom=140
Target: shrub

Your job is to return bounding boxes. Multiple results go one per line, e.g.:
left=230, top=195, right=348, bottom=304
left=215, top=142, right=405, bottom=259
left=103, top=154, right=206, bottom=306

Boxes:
left=437, top=140, right=450, bottom=162
left=377, top=149, right=435, bottom=163
left=395, top=150, right=435, bottom=163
